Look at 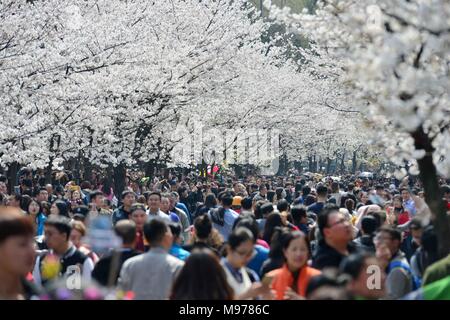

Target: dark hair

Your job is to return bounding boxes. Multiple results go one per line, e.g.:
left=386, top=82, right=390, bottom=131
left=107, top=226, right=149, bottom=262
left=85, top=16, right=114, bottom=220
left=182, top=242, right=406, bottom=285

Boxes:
left=268, top=227, right=289, bottom=259
left=130, top=203, right=146, bottom=214
left=262, top=213, right=283, bottom=244
left=72, top=214, right=86, bottom=223
left=378, top=226, right=401, bottom=242
left=302, top=185, right=311, bottom=197
left=281, top=230, right=310, bottom=261
left=221, top=193, right=233, bottom=207
left=228, top=227, right=254, bottom=250
left=0, top=207, right=35, bottom=243
left=305, top=272, right=342, bottom=298
left=275, top=187, right=284, bottom=198
left=340, top=253, right=374, bottom=280
left=261, top=202, right=274, bottom=217
left=170, top=249, right=234, bottom=300
left=169, top=222, right=182, bottom=239
left=253, top=200, right=266, bottom=219
left=409, top=218, right=423, bottom=231
left=259, top=184, right=267, bottom=191
left=38, top=187, right=48, bottom=194
left=90, top=190, right=103, bottom=202
left=420, top=225, right=439, bottom=267
left=143, top=218, right=169, bottom=245
left=101, top=179, right=113, bottom=196
left=235, top=218, right=259, bottom=243
left=194, top=215, right=212, bottom=239
left=317, top=204, right=340, bottom=237
left=304, top=194, right=316, bottom=206
left=399, top=187, right=410, bottom=194
left=80, top=181, right=91, bottom=190
left=44, top=216, right=72, bottom=240
left=53, top=200, right=70, bottom=218
left=121, top=190, right=135, bottom=200
left=361, top=215, right=379, bottom=235
left=115, top=220, right=137, bottom=245
left=241, top=197, right=253, bottom=210
left=204, top=193, right=217, bottom=208
left=148, top=191, right=162, bottom=200
left=291, top=205, right=307, bottom=225
left=27, top=199, right=43, bottom=214
left=345, top=198, right=355, bottom=212
left=277, top=199, right=289, bottom=213
left=22, top=179, right=33, bottom=188
left=267, top=190, right=276, bottom=203
left=20, top=195, right=32, bottom=212
left=316, top=185, right=328, bottom=197
left=41, top=201, right=51, bottom=216
left=177, top=187, right=187, bottom=197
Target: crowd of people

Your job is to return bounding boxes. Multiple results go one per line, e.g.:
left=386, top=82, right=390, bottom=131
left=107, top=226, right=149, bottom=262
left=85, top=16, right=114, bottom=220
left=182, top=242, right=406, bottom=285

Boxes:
left=0, top=168, right=449, bottom=300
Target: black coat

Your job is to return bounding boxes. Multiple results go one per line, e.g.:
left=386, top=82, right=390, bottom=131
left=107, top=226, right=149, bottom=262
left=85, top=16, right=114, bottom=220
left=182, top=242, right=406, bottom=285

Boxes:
left=92, top=249, right=141, bottom=286
left=312, top=240, right=359, bottom=270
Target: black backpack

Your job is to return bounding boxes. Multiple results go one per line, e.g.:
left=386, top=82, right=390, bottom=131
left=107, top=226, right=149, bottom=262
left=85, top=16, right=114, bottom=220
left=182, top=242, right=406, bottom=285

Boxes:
left=210, top=207, right=225, bottom=226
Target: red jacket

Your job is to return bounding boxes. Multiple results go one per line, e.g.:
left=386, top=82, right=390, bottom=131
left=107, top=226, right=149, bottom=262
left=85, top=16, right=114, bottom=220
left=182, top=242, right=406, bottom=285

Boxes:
left=268, top=264, right=321, bottom=299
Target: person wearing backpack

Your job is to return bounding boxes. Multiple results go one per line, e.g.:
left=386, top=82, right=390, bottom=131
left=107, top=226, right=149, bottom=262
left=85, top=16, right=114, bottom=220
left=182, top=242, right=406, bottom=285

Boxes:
left=208, top=193, right=239, bottom=242
left=221, top=227, right=272, bottom=300
left=375, top=226, right=414, bottom=299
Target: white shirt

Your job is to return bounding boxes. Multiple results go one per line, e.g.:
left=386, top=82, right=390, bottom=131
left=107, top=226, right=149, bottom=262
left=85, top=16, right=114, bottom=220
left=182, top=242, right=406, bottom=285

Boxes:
left=146, top=209, right=171, bottom=222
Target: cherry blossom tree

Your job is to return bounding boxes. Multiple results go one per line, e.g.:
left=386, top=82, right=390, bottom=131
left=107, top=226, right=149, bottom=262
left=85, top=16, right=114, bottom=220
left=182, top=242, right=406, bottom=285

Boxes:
left=264, top=0, right=450, bottom=256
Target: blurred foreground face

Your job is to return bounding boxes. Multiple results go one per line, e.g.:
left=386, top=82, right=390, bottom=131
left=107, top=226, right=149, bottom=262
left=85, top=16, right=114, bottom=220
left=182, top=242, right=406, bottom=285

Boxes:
left=44, top=225, right=66, bottom=251
left=70, top=229, right=83, bottom=248
left=0, top=235, right=35, bottom=276
left=348, top=257, right=386, bottom=299
left=131, top=209, right=147, bottom=231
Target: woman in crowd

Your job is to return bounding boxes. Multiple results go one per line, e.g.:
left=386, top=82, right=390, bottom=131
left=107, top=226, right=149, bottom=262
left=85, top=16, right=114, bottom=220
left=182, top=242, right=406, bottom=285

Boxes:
left=50, top=200, right=70, bottom=218
left=70, top=220, right=99, bottom=264
left=268, top=230, right=321, bottom=300
left=221, top=227, right=271, bottom=299
left=170, top=248, right=234, bottom=300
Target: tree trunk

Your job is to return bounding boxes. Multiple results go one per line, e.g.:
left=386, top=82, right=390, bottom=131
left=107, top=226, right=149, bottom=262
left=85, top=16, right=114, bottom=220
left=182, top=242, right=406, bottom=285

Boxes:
left=412, top=129, right=450, bottom=258
left=352, top=151, right=357, bottom=174
left=7, top=161, right=19, bottom=193
left=83, top=157, right=92, bottom=182
left=113, top=163, right=126, bottom=199
left=326, top=157, right=332, bottom=174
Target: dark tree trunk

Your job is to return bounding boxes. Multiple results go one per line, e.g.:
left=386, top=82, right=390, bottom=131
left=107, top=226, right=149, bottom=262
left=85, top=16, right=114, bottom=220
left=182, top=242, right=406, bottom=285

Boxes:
left=412, top=128, right=450, bottom=258
left=83, top=157, right=92, bottom=182
left=7, top=161, right=19, bottom=193
left=326, top=157, right=332, bottom=174
left=352, top=150, right=357, bottom=174
left=113, top=163, right=126, bottom=199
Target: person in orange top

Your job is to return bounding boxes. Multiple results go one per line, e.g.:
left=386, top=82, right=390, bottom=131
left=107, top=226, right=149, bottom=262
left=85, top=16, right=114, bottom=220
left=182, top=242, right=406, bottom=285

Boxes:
left=267, top=230, right=321, bottom=300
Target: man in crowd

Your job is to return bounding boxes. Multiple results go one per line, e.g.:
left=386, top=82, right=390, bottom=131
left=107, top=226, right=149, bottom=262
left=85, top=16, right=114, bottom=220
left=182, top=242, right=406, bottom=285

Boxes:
left=209, top=193, right=239, bottom=241
left=375, top=226, right=413, bottom=299
left=400, top=187, right=417, bottom=218
left=146, top=192, right=171, bottom=222
left=112, top=190, right=136, bottom=225
left=313, top=204, right=357, bottom=270
left=308, top=185, right=328, bottom=215
left=32, top=216, right=94, bottom=288
left=119, top=219, right=184, bottom=299
left=92, top=220, right=141, bottom=286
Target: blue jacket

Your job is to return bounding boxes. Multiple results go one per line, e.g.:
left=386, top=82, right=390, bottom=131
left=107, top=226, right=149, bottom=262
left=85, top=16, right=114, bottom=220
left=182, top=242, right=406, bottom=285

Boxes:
left=169, top=244, right=191, bottom=261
